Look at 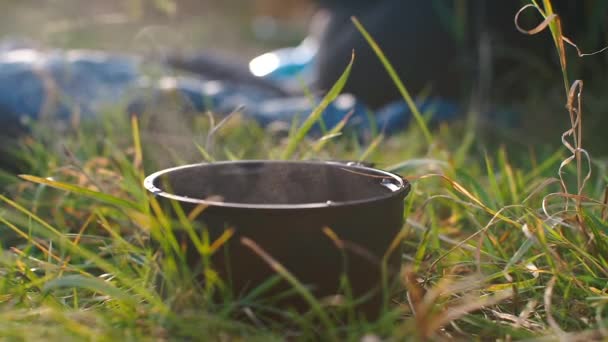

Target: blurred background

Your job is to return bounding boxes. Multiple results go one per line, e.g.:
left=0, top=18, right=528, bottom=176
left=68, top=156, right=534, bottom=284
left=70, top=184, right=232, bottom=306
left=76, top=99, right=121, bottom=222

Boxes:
left=0, top=0, right=314, bottom=57
left=0, top=0, right=320, bottom=170
left=1, top=0, right=607, bottom=164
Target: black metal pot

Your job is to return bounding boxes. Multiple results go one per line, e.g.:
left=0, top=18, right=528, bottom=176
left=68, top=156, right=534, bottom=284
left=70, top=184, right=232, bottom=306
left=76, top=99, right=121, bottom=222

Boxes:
left=144, top=160, right=410, bottom=314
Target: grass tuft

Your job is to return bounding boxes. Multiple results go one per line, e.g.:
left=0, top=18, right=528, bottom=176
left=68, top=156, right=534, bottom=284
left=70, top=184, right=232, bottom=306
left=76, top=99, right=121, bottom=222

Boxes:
left=0, top=0, right=607, bottom=339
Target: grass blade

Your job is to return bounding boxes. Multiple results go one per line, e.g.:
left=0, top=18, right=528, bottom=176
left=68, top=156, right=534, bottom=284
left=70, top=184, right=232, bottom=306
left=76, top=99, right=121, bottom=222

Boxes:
left=281, top=52, right=354, bottom=160
left=240, top=237, right=338, bottom=341
left=43, top=275, right=137, bottom=305
left=18, top=175, right=140, bottom=210
left=351, top=17, right=433, bottom=145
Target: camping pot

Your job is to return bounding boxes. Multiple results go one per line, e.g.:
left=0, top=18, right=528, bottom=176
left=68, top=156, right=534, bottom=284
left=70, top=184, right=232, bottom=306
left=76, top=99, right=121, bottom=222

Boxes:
left=144, top=160, right=410, bottom=314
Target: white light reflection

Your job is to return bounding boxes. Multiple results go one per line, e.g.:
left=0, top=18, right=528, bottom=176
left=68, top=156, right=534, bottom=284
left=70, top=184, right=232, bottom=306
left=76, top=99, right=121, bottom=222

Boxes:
left=249, top=52, right=280, bottom=77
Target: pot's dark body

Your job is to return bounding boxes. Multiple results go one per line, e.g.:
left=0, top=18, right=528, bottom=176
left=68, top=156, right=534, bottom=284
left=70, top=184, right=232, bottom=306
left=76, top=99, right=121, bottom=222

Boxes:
left=145, top=161, right=409, bottom=314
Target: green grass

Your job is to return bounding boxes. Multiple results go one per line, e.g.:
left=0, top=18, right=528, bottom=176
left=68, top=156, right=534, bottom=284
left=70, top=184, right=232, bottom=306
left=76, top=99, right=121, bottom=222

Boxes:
left=1, top=0, right=608, bottom=340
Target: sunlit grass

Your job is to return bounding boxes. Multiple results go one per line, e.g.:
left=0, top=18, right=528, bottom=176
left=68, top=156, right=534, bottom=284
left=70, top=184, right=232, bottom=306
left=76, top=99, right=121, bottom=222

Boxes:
left=0, top=0, right=607, bottom=340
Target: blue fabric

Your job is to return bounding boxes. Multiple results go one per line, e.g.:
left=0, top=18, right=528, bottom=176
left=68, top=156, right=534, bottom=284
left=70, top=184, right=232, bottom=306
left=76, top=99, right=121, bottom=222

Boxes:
left=0, top=43, right=463, bottom=137
left=134, top=77, right=461, bottom=135
left=0, top=49, right=139, bottom=121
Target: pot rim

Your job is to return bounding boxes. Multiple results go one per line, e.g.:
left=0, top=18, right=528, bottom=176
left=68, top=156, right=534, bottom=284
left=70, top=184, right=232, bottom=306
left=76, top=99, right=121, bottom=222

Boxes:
left=143, top=160, right=410, bottom=210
